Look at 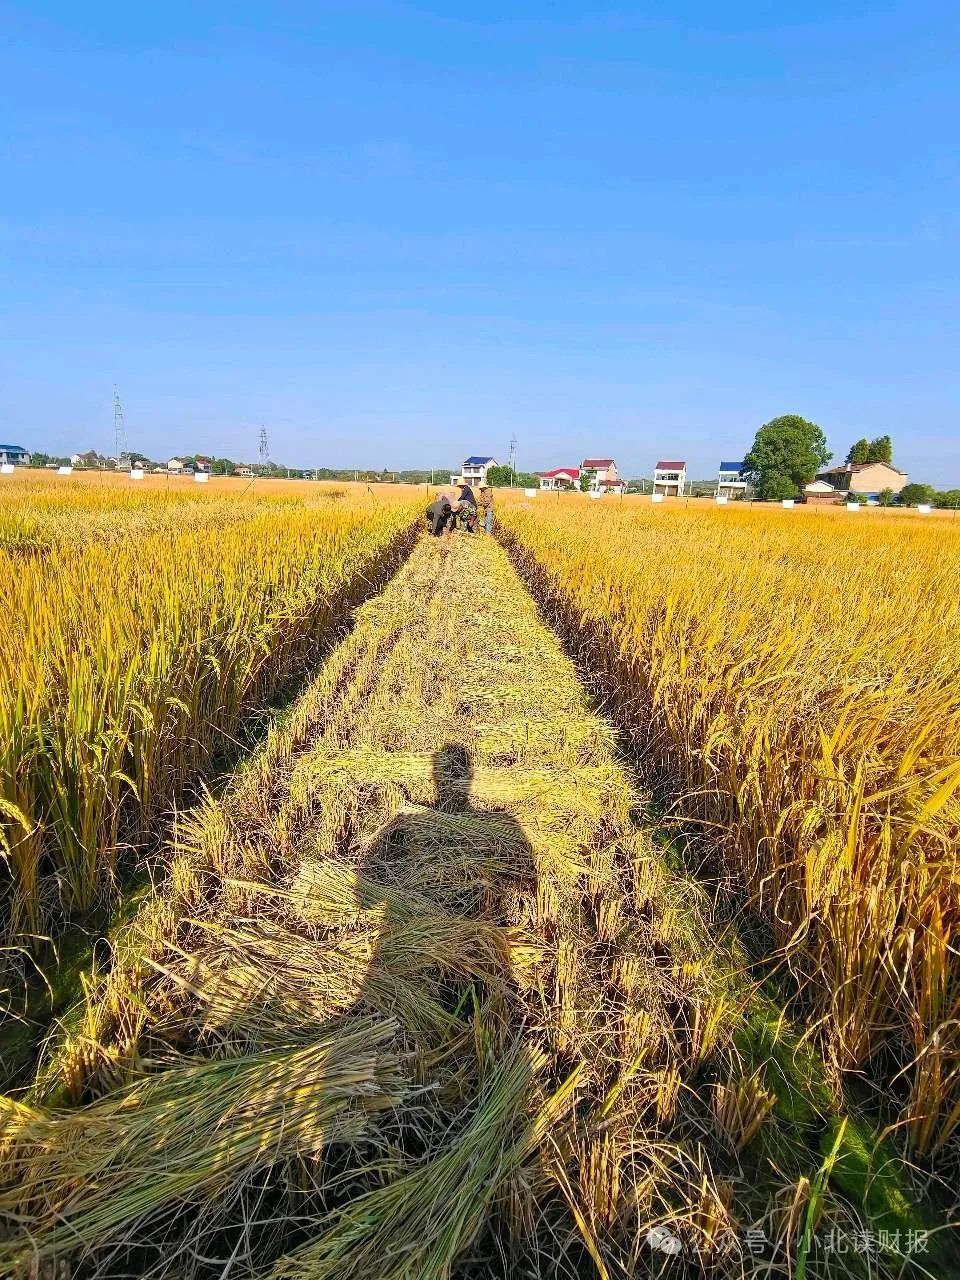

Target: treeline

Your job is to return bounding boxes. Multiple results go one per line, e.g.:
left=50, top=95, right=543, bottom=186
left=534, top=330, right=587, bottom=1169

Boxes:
left=897, top=484, right=960, bottom=509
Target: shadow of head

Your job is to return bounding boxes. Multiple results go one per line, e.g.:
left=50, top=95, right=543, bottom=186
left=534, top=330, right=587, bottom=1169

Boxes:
left=434, top=742, right=472, bottom=812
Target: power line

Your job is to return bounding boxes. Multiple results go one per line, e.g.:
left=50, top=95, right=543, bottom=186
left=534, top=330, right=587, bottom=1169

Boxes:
left=258, top=425, right=270, bottom=464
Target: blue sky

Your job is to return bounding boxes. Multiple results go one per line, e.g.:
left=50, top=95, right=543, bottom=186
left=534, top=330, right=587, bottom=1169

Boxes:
left=1, top=2, right=957, bottom=480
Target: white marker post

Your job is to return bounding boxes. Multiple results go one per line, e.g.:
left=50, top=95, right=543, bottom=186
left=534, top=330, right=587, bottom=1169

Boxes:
left=523, top=488, right=537, bottom=498
left=782, top=499, right=795, bottom=509
left=0, top=464, right=14, bottom=475
left=846, top=501, right=860, bottom=511
left=57, top=465, right=73, bottom=475
left=917, top=503, right=932, bottom=514
left=651, top=492, right=664, bottom=504
left=194, top=471, right=209, bottom=484
left=715, top=494, right=728, bottom=505
left=130, top=468, right=144, bottom=480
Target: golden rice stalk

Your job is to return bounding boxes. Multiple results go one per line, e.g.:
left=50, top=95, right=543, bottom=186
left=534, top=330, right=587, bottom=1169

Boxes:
left=269, top=1048, right=582, bottom=1280
left=712, top=1070, right=777, bottom=1151
left=498, top=495, right=960, bottom=1146
left=0, top=1019, right=407, bottom=1270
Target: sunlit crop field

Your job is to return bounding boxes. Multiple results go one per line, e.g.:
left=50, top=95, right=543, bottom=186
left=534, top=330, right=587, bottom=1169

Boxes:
left=0, top=475, right=420, bottom=950
left=499, top=492, right=960, bottom=1154
left=2, top=476, right=958, bottom=1278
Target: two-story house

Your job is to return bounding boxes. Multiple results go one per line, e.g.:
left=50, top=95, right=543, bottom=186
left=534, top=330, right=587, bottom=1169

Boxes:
left=716, top=461, right=748, bottom=499
left=815, top=461, right=908, bottom=498
left=579, top=458, right=625, bottom=492
left=450, top=456, right=498, bottom=488
left=652, top=460, right=687, bottom=497
left=0, top=444, right=30, bottom=467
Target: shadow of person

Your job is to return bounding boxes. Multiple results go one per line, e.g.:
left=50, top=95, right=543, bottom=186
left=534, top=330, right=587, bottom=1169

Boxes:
left=168, top=744, right=549, bottom=1275
left=188, top=743, right=539, bottom=1052
left=348, top=741, right=540, bottom=1055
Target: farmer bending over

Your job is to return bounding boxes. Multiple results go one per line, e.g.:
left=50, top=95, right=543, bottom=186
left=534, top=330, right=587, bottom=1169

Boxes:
left=425, top=493, right=454, bottom=538
left=454, top=483, right=478, bottom=533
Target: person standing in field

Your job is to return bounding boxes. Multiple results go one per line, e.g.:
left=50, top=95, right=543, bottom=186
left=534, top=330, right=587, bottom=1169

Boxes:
left=477, top=484, right=494, bottom=534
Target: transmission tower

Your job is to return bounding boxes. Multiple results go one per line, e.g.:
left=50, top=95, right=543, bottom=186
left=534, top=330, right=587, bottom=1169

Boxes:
left=113, top=387, right=125, bottom=460
left=507, top=432, right=518, bottom=484
left=258, top=425, right=270, bottom=464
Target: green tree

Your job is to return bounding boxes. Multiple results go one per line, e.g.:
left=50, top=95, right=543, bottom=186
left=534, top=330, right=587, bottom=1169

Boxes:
left=743, top=415, right=831, bottom=501
left=847, top=438, right=870, bottom=464
left=898, top=483, right=936, bottom=506
left=579, top=469, right=596, bottom=492
left=485, top=464, right=514, bottom=487
left=515, top=471, right=539, bottom=489
left=877, top=488, right=895, bottom=507
left=759, top=472, right=799, bottom=502
left=866, top=435, right=893, bottom=464
left=934, top=489, right=960, bottom=510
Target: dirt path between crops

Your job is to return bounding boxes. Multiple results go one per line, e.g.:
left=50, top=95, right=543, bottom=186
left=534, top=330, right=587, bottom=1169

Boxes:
left=13, top=532, right=909, bottom=1279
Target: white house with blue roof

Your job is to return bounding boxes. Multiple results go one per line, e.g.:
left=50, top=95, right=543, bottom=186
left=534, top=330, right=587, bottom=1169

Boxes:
left=716, top=460, right=748, bottom=498
left=0, top=444, right=30, bottom=467
left=450, top=455, right=498, bottom=488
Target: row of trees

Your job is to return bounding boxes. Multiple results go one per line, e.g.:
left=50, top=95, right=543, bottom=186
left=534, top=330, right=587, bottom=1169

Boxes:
left=24, top=452, right=73, bottom=468
left=897, top=484, right=960, bottom=509
left=486, top=464, right=540, bottom=489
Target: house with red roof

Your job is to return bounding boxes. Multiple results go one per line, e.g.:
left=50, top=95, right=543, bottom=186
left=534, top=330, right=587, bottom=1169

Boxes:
left=652, top=460, right=687, bottom=498
left=579, top=457, right=625, bottom=493
left=538, top=466, right=580, bottom=491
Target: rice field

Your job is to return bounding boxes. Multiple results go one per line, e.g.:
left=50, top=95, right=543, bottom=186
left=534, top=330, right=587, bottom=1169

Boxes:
left=0, top=476, right=419, bottom=969
left=1, top=477, right=958, bottom=1277
left=499, top=495, right=960, bottom=1156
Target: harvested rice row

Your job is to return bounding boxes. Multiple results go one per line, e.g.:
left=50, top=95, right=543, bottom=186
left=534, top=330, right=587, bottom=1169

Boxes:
left=1, top=535, right=942, bottom=1278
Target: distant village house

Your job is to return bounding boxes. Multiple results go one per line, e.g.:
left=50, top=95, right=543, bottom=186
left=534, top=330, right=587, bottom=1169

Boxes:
left=652, top=460, right=687, bottom=498
left=580, top=458, right=625, bottom=492
left=450, top=456, right=497, bottom=488
left=815, top=460, right=908, bottom=498
left=0, top=444, right=30, bottom=466
left=538, top=467, right=580, bottom=491
left=716, top=461, right=748, bottom=499
left=802, top=480, right=841, bottom=506
left=71, top=450, right=105, bottom=468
